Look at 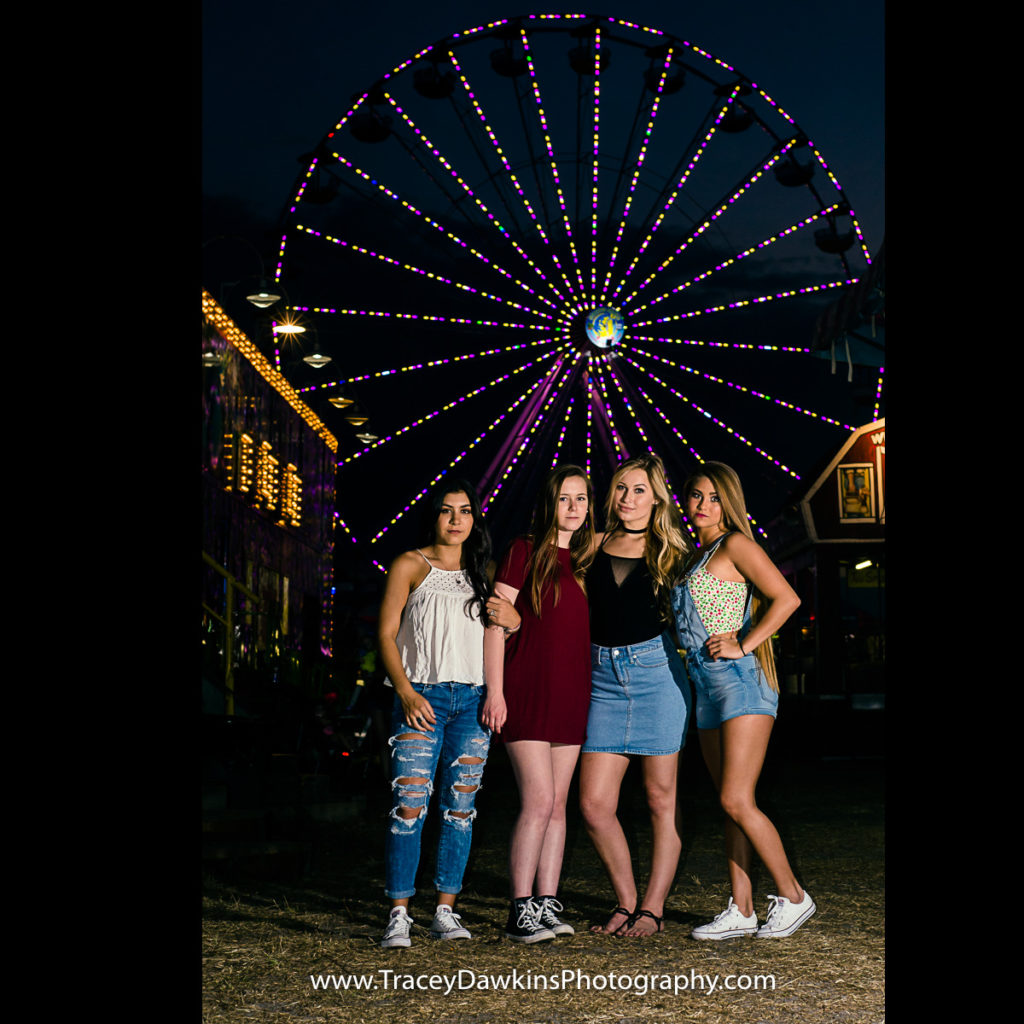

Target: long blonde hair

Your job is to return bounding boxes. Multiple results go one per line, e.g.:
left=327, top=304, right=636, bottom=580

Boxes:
left=525, top=465, right=595, bottom=617
left=603, top=454, right=690, bottom=620
left=684, top=461, right=780, bottom=692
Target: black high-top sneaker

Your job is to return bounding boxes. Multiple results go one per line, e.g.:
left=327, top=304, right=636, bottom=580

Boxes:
left=505, top=897, right=556, bottom=943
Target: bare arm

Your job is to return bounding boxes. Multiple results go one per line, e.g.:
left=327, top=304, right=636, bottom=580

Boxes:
left=706, top=533, right=800, bottom=660
left=481, top=581, right=519, bottom=733
left=377, top=552, right=437, bottom=728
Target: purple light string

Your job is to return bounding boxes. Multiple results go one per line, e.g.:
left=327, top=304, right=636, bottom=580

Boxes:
left=630, top=202, right=843, bottom=318
left=484, top=355, right=579, bottom=510
left=625, top=348, right=842, bottom=453
left=549, top=394, right=577, bottom=468
left=298, top=338, right=557, bottom=394
left=329, top=152, right=557, bottom=308
left=618, top=133, right=796, bottom=308
left=368, top=363, right=561, bottom=543
left=601, top=46, right=673, bottom=299
left=630, top=277, right=861, bottom=330
left=610, top=86, right=748, bottom=304
left=339, top=347, right=567, bottom=468
left=383, top=92, right=551, bottom=289
left=590, top=358, right=626, bottom=458
left=292, top=225, right=556, bottom=322
left=520, top=27, right=586, bottom=296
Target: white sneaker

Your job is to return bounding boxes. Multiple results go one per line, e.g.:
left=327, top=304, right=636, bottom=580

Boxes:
left=430, top=905, right=472, bottom=940
left=755, top=891, right=816, bottom=938
left=691, top=897, right=758, bottom=940
left=381, top=906, right=413, bottom=948
left=537, top=896, right=575, bottom=937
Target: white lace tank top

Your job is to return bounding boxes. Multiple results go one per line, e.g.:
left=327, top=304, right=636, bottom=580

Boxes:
left=391, top=551, right=486, bottom=686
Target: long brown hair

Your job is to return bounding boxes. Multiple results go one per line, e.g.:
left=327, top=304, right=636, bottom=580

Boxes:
left=603, top=454, right=690, bottom=619
left=524, top=464, right=595, bottom=617
left=683, top=461, right=780, bottom=692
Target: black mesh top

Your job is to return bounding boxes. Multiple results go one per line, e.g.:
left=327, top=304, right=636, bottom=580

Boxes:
left=588, top=548, right=665, bottom=647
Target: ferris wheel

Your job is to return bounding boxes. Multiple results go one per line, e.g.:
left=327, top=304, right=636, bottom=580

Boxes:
left=271, top=12, right=881, bottom=567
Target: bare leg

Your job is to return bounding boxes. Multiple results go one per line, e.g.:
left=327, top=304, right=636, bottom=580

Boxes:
left=701, top=717, right=803, bottom=913
left=505, top=741, right=556, bottom=897
left=534, top=743, right=581, bottom=896
left=621, top=752, right=681, bottom=936
left=699, top=726, right=755, bottom=916
left=579, top=751, right=635, bottom=932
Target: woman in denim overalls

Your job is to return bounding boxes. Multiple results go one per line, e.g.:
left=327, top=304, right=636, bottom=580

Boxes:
left=673, top=463, right=815, bottom=940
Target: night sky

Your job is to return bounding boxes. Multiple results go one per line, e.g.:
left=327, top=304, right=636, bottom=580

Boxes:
left=202, top=1, right=885, bottom=559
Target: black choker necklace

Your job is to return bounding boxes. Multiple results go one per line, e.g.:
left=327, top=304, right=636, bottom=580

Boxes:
left=622, top=524, right=647, bottom=534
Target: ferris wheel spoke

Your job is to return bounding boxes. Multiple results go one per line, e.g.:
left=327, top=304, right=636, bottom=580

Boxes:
left=615, top=130, right=798, bottom=308
left=445, top=49, right=576, bottom=304
left=483, top=352, right=582, bottom=510
left=629, top=333, right=809, bottom=354
left=296, top=337, right=560, bottom=396
left=609, top=85, right=748, bottom=303
left=630, top=200, right=846, bottom=318
left=326, top=150, right=559, bottom=308
left=291, top=305, right=554, bottom=336
left=617, top=354, right=794, bottom=488
left=588, top=25, right=604, bottom=296
left=288, top=224, right=557, bottom=324
left=588, top=358, right=628, bottom=461
left=628, top=274, right=861, bottom=331
left=339, top=345, right=567, bottom=469
left=519, top=27, right=587, bottom=295
left=383, top=93, right=556, bottom=293
left=366, top=357, right=571, bottom=545
left=599, top=46, right=674, bottom=301
left=548, top=393, right=577, bottom=469
left=625, top=345, right=852, bottom=443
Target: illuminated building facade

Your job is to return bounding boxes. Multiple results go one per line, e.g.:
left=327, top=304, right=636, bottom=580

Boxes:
left=202, top=292, right=338, bottom=704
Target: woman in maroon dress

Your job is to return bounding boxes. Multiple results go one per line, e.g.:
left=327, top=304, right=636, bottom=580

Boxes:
left=482, top=465, right=595, bottom=942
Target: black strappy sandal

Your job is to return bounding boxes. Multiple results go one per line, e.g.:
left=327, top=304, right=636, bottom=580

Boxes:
left=590, top=906, right=635, bottom=935
left=625, top=909, right=664, bottom=935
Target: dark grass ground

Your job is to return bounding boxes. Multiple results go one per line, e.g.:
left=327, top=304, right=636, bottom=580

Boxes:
left=203, top=741, right=884, bottom=1023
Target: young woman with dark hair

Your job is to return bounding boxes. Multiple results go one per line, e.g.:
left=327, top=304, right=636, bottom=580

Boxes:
left=579, top=454, right=692, bottom=938
left=377, top=478, right=520, bottom=948
left=673, top=462, right=813, bottom=940
left=482, top=465, right=595, bottom=942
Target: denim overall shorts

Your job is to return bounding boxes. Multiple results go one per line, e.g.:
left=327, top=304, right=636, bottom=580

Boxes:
left=670, top=535, right=779, bottom=730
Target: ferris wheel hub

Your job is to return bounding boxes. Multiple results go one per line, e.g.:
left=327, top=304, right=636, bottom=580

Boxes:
left=583, top=306, right=625, bottom=350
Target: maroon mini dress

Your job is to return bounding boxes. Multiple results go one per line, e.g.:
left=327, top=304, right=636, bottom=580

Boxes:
left=495, top=537, right=592, bottom=744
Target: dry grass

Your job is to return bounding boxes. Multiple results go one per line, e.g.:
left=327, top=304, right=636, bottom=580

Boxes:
left=203, top=750, right=883, bottom=1023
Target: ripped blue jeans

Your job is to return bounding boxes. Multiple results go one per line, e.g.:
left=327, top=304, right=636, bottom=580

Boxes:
left=385, top=682, right=491, bottom=899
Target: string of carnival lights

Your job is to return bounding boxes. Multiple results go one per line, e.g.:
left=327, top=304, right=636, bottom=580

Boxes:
left=609, top=87, right=748, bottom=304
left=627, top=345, right=853, bottom=434
left=483, top=351, right=582, bottom=510
left=367, top=360, right=572, bottom=547
left=629, top=202, right=846, bottom=317
left=292, top=226, right=556, bottom=321
left=617, top=133, right=795, bottom=309
left=298, top=337, right=558, bottom=394
left=618, top=353, right=798, bottom=480
left=601, top=45, right=673, bottom=300
left=340, top=345, right=568, bottom=466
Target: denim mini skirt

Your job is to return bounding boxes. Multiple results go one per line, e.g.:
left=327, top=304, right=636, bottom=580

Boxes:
left=582, top=633, right=691, bottom=756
